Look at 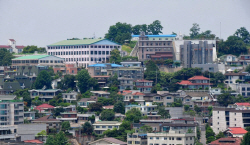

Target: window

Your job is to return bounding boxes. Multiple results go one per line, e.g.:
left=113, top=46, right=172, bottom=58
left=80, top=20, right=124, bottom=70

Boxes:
left=190, top=137, right=192, bottom=140
left=218, top=111, right=219, bottom=114
left=218, top=117, right=219, bottom=119
left=186, top=137, right=188, bottom=140
left=156, top=137, right=159, bottom=140
left=235, top=118, right=236, bottom=121
left=167, top=97, right=172, bottom=99
left=164, top=137, right=167, bottom=140
left=102, top=126, right=106, bottom=128
left=169, top=137, right=171, bottom=140
left=176, top=137, right=182, bottom=140
left=108, top=126, right=112, bottom=128
left=217, top=122, right=219, bottom=124
left=235, top=124, right=236, bottom=126
left=150, top=137, right=153, bottom=140
left=96, top=126, right=100, bottom=128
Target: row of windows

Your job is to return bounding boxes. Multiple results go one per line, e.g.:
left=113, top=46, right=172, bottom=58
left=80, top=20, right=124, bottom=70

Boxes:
left=141, top=42, right=171, bottom=46
left=39, top=60, right=63, bottom=63
left=149, top=137, right=193, bottom=140
left=48, top=45, right=120, bottom=49
left=48, top=51, right=111, bottom=56
left=95, top=125, right=119, bottom=128
left=242, top=87, right=250, bottom=91
left=65, top=57, right=107, bottom=62
left=143, top=48, right=171, bottom=52
left=141, top=37, right=173, bottom=41
left=148, top=144, right=192, bottom=145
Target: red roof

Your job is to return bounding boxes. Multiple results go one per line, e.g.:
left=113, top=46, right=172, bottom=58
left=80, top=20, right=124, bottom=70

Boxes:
left=235, top=103, right=250, bottom=106
left=24, top=139, right=43, bottom=144
left=177, top=80, right=193, bottom=85
left=0, top=45, right=11, bottom=48
left=209, top=137, right=242, bottom=145
left=9, top=39, right=15, bottom=42
left=16, top=45, right=25, bottom=49
left=35, top=104, right=55, bottom=111
left=118, top=90, right=132, bottom=95
left=135, top=79, right=153, bottom=82
left=132, top=92, right=145, bottom=96
left=188, top=76, right=209, bottom=80
left=228, top=127, right=247, bottom=134
left=103, top=105, right=114, bottom=109
left=135, top=86, right=153, bottom=88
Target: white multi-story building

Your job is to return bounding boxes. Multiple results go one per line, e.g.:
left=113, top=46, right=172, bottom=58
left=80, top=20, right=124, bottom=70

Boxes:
left=213, top=106, right=250, bottom=134
left=0, top=39, right=25, bottom=53
left=47, top=38, right=121, bottom=67
left=93, top=121, right=122, bottom=134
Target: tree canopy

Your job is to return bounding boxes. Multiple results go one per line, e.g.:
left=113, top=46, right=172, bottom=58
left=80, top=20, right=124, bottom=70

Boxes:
left=113, top=101, right=125, bottom=114
left=45, top=131, right=69, bottom=145
left=0, top=48, right=14, bottom=66
left=34, top=70, right=52, bottom=89
left=76, top=69, right=98, bottom=93
left=23, top=45, right=46, bottom=53
left=58, top=74, right=76, bottom=91
left=144, top=60, right=160, bottom=84
left=234, top=27, right=250, bottom=44
left=125, top=108, right=142, bottom=123
left=100, top=109, right=115, bottom=121
left=110, top=49, right=122, bottom=64
left=241, top=131, right=250, bottom=145
left=82, top=122, right=93, bottom=135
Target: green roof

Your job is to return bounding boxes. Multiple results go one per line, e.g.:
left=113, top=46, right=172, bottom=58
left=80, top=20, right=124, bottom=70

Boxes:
left=48, top=39, right=105, bottom=46
left=13, top=55, right=50, bottom=60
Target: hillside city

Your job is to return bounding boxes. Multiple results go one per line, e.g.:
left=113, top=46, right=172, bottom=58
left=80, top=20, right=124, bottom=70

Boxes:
left=0, top=21, right=250, bottom=145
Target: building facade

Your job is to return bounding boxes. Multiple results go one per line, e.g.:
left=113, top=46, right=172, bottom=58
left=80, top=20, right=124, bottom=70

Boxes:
left=180, top=40, right=215, bottom=68
left=47, top=38, right=121, bottom=67
left=135, top=33, right=176, bottom=62
left=0, top=39, right=25, bottom=53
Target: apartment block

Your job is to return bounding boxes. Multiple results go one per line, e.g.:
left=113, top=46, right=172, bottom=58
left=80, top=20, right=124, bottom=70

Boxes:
left=0, top=126, right=16, bottom=140
left=213, top=106, right=250, bottom=134
left=180, top=40, right=215, bottom=68
left=134, top=33, right=176, bottom=62
left=0, top=100, right=24, bottom=125
left=62, top=91, right=78, bottom=103
left=47, top=38, right=121, bottom=67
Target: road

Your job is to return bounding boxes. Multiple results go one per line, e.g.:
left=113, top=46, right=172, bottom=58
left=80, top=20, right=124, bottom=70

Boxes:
left=195, top=116, right=206, bottom=145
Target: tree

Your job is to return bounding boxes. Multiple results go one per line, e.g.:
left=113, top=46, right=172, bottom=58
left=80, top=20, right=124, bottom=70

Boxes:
left=37, top=130, right=47, bottom=141
left=23, top=45, right=46, bottom=53
left=53, top=107, right=64, bottom=117
left=194, top=105, right=201, bottom=113
left=157, top=106, right=170, bottom=118
left=45, top=135, right=55, bottom=145
left=110, top=49, right=121, bottom=64
left=82, top=122, right=93, bottom=135
left=241, top=131, right=250, bottom=145
left=216, top=131, right=225, bottom=140
left=105, top=22, right=132, bottom=44
left=59, top=75, right=76, bottom=90
left=144, top=60, right=160, bottom=84
left=214, top=72, right=226, bottom=85
left=125, top=108, right=142, bottom=123
left=140, top=125, right=153, bottom=133
left=246, top=65, right=250, bottom=73
left=132, top=25, right=142, bottom=35
left=114, top=101, right=125, bottom=114
left=218, top=36, right=247, bottom=56
left=234, top=27, right=250, bottom=44
left=165, top=59, right=173, bottom=66
left=151, top=83, right=162, bottom=93
left=184, top=105, right=190, bottom=111
left=34, top=70, right=52, bottom=89
left=122, top=56, right=138, bottom=61
left=88, top=103, right=103, bottom=112
left=0, top=49, right=14, bottom=66
left=98, top=97, right=114, bottom=106
left=88, top=115, right=95, bottom=123
left=108, top=73, right=120, bottom=87
left=245, top=126, right=250, bottom=132
left=217, top=93, right=236, bottom=107
left=76, top=69, right=98, bottom=93
left=206, top=136, right=215, bottom=144
left=54, top=131, right=70, bottom=145
left=61, top=121, right=71, bottom=132
left=148, top=20, right=163, bottom=35
left=190, top=23, right=200, bottom=38
left=14, top=89, right=31, bottom=106
left=100, top=109, right=115, bottom=121
left=206, top=125, right=215, bottom=143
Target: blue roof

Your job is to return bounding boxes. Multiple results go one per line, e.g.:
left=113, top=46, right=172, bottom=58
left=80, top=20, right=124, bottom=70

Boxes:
left=88, top=63, right=123, bottom=68
left=88, top=64, right=107, bottom=67
left=132, top=35, right=176, bottom=37
left=125, top=105, right=141, bottom=107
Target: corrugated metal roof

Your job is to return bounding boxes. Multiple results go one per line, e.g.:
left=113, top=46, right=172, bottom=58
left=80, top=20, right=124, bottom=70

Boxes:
left=48, top=39, right=105, bottom=46
left=12, top=55, right=49, bottom=60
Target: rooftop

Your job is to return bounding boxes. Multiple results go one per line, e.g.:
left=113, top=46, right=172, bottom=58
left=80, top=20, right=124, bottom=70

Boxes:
left=235, top=103, right=250, bottom=106
left=227, top=127, right=247, bottom=135
left=132, top=34, right=176, bottom=37
left=209, top=137, right=242, bottom=145
left=12, top=55, right=50, bottom=60
left=188, top=76, right=210, bottom=80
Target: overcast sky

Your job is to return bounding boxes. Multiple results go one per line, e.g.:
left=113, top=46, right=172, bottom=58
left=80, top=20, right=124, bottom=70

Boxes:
left=0, top=0, right=249, bottom=47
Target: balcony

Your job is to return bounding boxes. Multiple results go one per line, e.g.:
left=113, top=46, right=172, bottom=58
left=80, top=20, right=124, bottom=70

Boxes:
left=0, top=134, right=15, bottom=139
left=101, top=69, right=107, bottom=72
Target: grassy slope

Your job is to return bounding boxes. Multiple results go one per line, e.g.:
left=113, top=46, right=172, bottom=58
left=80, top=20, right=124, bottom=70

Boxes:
left=122, top=45, right=132, bottom=54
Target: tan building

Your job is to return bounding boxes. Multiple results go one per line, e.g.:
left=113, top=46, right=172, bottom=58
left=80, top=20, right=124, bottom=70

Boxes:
left=93, top=121, right=122, bottom=135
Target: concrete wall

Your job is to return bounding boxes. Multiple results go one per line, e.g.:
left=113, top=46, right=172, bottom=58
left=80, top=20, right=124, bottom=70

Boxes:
left=212, top=110, right=227, bottom=134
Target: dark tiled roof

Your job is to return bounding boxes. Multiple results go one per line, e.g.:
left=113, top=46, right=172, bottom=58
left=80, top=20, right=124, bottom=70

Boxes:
left=103, top=137, right=127, bottom=144
left=33, top=114, right=59, bottom=122
left=209, top=137, right=242, bottom=145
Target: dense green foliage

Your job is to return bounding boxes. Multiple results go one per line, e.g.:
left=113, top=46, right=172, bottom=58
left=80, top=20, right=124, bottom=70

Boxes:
left=14, top=89, right=31, bottom=106
left=45, top=131, right=69, bottom=145
left=206, top=124, right=215, bottom=144
left=58, top=74, right=76, bottom=91
left=110, top=49, right=122, bottom=64
left=114, top=101, right=125, bottom=114
left=125, top=108, right=142, bottom=123
left=23, top=45, right=46, bottom=53
left=76, top=69, right=98, bottom=93
left=98, top=97, right=114, bottom=106
left=183, top=23, right=217, bottom=39
left=215, top=131, right=225, bottom=140
left=34, top=70, right=52, bottom=89
left=100, top=109, right=115, bottom=121
left=144, top=60, right=160, bottom=84
left=241, top=131, right=250, bottom=145
left=0, top=49, right=14, bottom=66
left=61, top=121, right=71, bottom=132
left=82, top=122, right=93, bottom=135
left=122, top=56, right=138, bottom=61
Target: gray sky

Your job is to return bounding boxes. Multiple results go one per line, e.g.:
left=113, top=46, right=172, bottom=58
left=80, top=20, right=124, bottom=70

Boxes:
left=0, top=0, right=249, bottom=47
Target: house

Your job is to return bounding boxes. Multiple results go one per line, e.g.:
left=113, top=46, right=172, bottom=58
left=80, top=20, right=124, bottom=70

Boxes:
left=103, top=105, right=114, bottom=110
left=208, top=137, right=242, bottom=145
left=123, top=92, right=145, bottom=106
left=29, top=88, right=62, bottom=101
left=47, top=38, right=122, bottom=68
left=24, top=111, right=36, bottom=122
left=78, top=96, right=97, bottom=107
left=135, top=80, right=153, bottom=93
left=125, top=102, right=158, bottom=116
left=12, top=55, right=64, bottom=67
left=121, top=61, right=142, bottom=68
left=17, top=124, right=47, bottom=141
left=77, top=113, right=95, bottom=122
left=0, top=39, right=25, bottom=53
left=88, top=137, right=127, bottom=145
left=225, top=127, right=247, bottom=137
left=35, top=104, right=55, bottom=114
left=177, top=75, right=212, bottom=89
left=90, top=91, right=110, bottom=98
left=32, top=114, right=61, bottom=133
left=127, top=133, right=147, bottom=145
left=57, top=112, right=77, bottom=123
left=62, top=91, right=78, bottom=103
left=93, top=121, right=122, bottom=134
left=224, top=71, right=247, bottom=90
left=0, top=74, right=22, bottom=95
left=88, top=63, right=123, bottom=77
